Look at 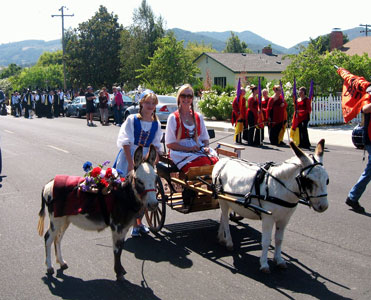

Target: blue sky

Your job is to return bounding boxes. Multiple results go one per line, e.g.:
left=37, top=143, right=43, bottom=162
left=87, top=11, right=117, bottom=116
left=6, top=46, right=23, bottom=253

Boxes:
left=1, top=0, right=371, bottom=48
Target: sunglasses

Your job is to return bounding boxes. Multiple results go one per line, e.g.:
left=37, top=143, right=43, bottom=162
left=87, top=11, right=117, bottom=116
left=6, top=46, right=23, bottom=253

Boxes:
left=180, top=94, right=193, bottom=99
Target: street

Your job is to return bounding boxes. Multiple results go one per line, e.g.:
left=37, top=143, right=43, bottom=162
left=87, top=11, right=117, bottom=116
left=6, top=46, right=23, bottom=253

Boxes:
left=0, top=115, right=370, bottom=300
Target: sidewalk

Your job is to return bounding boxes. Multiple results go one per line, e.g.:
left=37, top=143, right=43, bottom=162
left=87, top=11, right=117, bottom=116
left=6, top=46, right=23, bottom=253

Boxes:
left=204, top=120, right=358, bottom=148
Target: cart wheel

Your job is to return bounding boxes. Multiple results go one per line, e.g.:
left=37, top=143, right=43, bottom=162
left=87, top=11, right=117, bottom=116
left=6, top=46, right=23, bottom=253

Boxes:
left=229, top=211, right=243, bottom=222
left=145, top=176, right=166, bottom=232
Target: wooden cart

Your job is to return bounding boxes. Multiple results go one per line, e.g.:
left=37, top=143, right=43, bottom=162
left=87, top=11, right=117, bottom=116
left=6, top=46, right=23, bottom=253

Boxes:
left=145, top=130, right=271, bottom=232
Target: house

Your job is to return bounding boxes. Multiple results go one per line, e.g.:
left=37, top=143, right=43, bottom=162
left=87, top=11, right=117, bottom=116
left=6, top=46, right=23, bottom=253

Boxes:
left=342, top=36, right=371, bottom=57
left=330, top=28, right=371, bottom=57
left=194, top=49, right=291, bottom=88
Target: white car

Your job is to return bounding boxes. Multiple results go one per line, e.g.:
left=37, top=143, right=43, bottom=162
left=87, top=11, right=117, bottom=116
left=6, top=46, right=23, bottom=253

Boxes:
left=123, top=95, right=177, bottom=124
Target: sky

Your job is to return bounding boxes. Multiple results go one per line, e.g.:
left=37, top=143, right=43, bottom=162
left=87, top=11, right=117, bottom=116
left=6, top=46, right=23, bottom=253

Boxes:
left=1, top=0, right=371, bottom=49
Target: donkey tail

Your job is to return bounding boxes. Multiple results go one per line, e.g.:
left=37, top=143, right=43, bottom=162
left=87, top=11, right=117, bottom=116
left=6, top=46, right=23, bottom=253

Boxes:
left=37, top=187, right=46, bottom=236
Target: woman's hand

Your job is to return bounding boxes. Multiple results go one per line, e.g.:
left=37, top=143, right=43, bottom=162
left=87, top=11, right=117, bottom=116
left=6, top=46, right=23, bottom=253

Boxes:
left=189, top=145, right=200, bottom=152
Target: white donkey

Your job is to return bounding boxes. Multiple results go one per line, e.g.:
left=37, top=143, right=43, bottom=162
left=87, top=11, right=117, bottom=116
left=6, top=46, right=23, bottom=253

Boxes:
left=212, top=140, right=329, bottom=273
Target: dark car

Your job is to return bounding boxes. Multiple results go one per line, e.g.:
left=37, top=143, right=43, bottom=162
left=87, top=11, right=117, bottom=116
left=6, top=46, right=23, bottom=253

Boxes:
left=123, top=95, right=177, bottom=124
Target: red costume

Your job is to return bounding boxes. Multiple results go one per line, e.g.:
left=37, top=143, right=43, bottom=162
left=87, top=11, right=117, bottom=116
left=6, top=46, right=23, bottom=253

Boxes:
left=292, top=97, right=312, bottom=130
left=231, top=95, right=246, bottom=125
left=266, top=96, right=287, bottom=125
left=247, top=95, right=259, bottom=124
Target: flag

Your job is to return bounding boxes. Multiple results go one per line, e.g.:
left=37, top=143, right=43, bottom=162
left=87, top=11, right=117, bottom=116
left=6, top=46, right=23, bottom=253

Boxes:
left=234, top=78, right=244, bottom=141
left=309, top=79, right=314, bottom=101
left=257, top=77, right=264, bottom=128
left=290, top=78, right=300, bottom=145
left=278, top=81, right=287, bottom=144
left=337, top=68, right=371, bottom=123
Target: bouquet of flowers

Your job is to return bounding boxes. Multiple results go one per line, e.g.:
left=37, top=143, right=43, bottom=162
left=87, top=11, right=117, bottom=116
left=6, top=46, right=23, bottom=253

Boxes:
left=79, top=160, right=125, bottom=194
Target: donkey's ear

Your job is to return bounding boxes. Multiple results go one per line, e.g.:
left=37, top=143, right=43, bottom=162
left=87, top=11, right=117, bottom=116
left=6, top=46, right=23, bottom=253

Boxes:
left=290, top=141, right=311, bottom=165
left=314, top=139, right=325, bottom=163
left=145, top=144, right=157, bottom=166
left=134, top=145, right=143, bottom=169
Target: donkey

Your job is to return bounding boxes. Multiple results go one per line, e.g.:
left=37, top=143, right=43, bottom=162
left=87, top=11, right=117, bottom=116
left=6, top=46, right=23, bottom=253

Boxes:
left=212, top=139, right=329, bottom=273
left=37, top=145, right=158, bottom=280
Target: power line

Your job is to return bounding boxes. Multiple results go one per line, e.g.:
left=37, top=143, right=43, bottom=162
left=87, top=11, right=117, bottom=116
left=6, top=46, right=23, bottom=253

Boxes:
left=359, top=24, right=371, bottom=37
left=52, top=6, right=74, bottom=90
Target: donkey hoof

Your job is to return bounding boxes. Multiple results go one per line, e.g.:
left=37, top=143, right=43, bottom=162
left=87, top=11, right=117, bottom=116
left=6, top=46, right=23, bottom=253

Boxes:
left=60, top=264, right=69, bottom=270
left=47, top=267, right=55, bottom=275
left=273, top=259, right=287, bottom=269
left=226, top=245, right=234, bottom=251
left=260, top=266, right=271, bottom=274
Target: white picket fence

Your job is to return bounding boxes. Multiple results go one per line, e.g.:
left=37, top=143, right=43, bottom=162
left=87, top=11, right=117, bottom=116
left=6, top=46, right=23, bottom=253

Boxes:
left=310, top=95, right=362, bottom=126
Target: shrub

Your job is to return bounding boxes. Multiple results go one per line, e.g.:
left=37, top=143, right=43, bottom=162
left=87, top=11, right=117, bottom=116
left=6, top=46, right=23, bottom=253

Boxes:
left=197, top=90, right=234, bottom=120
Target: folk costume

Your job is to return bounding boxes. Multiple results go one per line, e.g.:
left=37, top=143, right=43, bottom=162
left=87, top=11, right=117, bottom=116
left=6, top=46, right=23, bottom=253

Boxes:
left=45, top=92, right=53, bottom=118
left=231, top=94, right=246, bottom=143
left=267, top=95, right=287, bottom=145
left=291, top=97, right=312, bottom=149
left=260, top=96, right=269, bottom=141
left=23, top=92, right=33, bottom=119
left=114, top=114, right=162, bottom=176
left=246, top=94, right=261, bottom=146
left=165, top=111, right=218, bottom=173
left=53, top=91, right=60, bottom=117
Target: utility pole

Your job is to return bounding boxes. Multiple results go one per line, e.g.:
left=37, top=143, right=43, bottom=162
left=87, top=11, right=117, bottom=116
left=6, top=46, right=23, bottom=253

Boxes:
left=52, top=6, right=74, bottom=91
left=360, top=24, right=371, bottom=36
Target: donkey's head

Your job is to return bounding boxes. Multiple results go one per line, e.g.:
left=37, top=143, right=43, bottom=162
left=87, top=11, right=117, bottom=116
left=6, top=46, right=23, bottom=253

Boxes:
left=290, top=139, right=329, bottom=212
left=131, top=144, right=158, bottom=211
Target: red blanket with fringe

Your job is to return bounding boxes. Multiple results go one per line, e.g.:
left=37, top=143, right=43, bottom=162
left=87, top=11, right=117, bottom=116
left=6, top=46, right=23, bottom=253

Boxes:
left=52, top=175, right=114, bottom=218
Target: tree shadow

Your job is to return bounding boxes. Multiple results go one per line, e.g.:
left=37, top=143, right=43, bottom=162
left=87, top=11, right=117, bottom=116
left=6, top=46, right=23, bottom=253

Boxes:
left=41, top=270, right=161, bottom=300
left=159, top=219, right=352, bottom=300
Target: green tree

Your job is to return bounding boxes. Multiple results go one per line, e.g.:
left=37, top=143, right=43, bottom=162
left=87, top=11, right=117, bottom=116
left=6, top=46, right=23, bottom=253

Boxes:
left=309, top=33, right=349, bottom=54
left=223, top=32, right=252, bottom=53
left=36, top=50, right=63, bottom=66
left=10, top=65, right=63, bottom=91
left=185, top=41, right=217, bottom=61
left=119, top=0, right=165, bottom=90
left=0, top=63, right=21, bottom=79
left=65, top=5, right=123, bottom=89
left=137, top=33, right=200, bottom=91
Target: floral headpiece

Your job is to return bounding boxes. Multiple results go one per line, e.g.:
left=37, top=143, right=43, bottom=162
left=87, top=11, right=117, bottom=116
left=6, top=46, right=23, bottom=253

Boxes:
left=139, top=89, right=155, bottom=101
left=79, top=160, right=125, bottom=194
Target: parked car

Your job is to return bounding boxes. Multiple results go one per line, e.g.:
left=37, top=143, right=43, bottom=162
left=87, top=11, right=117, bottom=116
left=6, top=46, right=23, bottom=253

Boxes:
left=65, top=96, right=87, bottom=118
left=123, top=95, right=177, bottom=124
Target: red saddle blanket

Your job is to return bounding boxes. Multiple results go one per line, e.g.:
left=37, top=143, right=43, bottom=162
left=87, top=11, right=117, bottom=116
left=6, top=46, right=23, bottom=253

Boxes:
left=52, top=175, right=114, bottom=218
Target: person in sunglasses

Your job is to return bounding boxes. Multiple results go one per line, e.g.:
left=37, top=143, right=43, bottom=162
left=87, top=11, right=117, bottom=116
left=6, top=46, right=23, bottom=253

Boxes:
left=165, top=84, right=219, bottom=173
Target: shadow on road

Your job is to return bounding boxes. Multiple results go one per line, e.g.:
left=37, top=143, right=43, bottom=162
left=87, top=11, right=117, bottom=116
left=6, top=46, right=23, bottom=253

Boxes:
left=140, top=219, right=352, bottom=300
left=42, top=270, right=161, bottom=300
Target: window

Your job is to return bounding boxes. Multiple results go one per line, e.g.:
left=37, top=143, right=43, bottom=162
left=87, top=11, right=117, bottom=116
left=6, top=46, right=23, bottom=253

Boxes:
left=214, top=77, right=226, bottom=88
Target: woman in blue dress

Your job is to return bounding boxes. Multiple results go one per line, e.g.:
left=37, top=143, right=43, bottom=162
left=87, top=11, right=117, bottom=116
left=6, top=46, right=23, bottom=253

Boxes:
left=114, top=90, right=163, bottom=236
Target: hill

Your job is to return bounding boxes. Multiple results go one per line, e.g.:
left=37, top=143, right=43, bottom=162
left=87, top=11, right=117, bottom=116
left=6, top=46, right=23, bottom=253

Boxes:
left=0, top=27, right=366, bottom=67
left=0, top=39, right=61, bottom=67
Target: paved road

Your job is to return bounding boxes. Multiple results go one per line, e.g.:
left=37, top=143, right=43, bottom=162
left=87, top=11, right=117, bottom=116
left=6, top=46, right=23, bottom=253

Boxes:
left=0, top=116, right=370, bottom=300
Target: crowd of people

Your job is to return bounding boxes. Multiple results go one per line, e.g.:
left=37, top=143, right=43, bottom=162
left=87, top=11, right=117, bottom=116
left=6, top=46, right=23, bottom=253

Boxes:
left=1, top=85, right=129, bottom=127
left=232, top=84, right=312, bottom=149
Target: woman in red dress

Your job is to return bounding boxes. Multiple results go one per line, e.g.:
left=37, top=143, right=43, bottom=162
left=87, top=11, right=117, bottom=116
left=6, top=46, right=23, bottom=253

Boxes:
left=294, top=87, right=312, bottom=149
left=266, top=85, right=287, bottom=146
left=246, top=85, right=261, bottom=145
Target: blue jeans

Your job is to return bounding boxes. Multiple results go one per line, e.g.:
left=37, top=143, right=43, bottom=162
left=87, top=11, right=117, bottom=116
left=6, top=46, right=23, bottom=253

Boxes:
left=113, top=106, right=122, bottom=125
left=348, top=144, right=371, bottom=202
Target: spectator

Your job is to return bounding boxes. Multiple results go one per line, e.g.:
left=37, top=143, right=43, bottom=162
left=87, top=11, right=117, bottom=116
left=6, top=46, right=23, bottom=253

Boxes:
left=112, top=86, right=123, bottom=126
left=98, top=89, right=109, bottom=126
left=85, top=86, right=96, bottom=127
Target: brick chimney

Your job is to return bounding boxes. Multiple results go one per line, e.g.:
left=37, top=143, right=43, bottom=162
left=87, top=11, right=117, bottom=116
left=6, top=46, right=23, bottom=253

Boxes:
left=330, top=28, right=343, bottom=51
left=262, top=46, right=272, bottom=55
